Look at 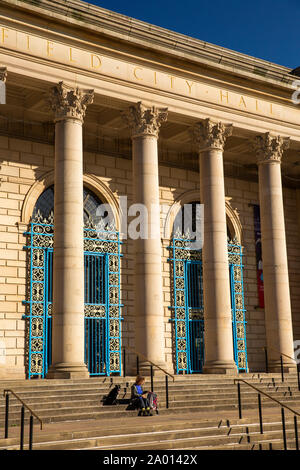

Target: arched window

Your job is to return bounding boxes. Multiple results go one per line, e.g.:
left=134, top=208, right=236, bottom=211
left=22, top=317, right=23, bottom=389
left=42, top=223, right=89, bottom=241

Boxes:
left=32, top=185, right=112, bottom=227
left=26, top=185, right=121, bottom=379
left=169, top=200, right=247, bottom=375
left=173, top=200, right=233, bottom=240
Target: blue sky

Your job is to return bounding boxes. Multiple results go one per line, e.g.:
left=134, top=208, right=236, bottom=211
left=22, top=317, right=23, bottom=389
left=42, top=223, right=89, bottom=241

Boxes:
left=84, top=0, right=299, bottom=69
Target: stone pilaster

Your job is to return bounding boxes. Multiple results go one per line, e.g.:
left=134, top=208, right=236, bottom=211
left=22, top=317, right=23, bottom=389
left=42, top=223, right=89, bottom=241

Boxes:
left=193, top=118, right=237, bottom=374
left=122, top=102, right=168, bottom=373
left=47, top=82, right=94, bottom=379
left=254, top=132, right=296, bottom=372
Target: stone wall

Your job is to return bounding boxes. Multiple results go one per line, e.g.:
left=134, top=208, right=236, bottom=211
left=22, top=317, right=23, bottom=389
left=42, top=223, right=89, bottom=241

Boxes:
left=1, top=136, right=300, bottom=378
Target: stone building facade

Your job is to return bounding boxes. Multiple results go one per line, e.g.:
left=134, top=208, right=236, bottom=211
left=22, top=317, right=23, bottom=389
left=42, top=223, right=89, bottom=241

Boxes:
left=0, top=0, right=300, bottom=379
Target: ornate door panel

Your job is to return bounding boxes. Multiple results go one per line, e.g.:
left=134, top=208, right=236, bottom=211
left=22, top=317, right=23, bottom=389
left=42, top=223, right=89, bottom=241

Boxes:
left=186, top=261, right=204, bottom=373
left=24, top=212, right=122, bottom=378
left=169, top=235, right=248, bottom=374
left=228, top=242, right=248, bottom=372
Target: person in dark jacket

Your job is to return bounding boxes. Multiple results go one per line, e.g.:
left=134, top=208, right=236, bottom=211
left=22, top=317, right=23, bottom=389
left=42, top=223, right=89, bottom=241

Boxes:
left=131, top=375, right=152, bottom=416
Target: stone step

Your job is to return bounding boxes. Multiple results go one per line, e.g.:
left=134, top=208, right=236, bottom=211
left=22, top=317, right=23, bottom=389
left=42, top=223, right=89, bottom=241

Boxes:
left=183, top=439, right=298, bottom=451
left=1, top=382, right=298, bottom=400
left=2, top=384, right=300, bottom=404
left=83, top=428, right=297, bottom=451
left=0, top=390, right=296, bottom=409
left=1, top=398, right=299, bottom=428
left=0, top=373, right=299, bottom=450
left=1, top=391, right=299, bottom=416
left=0, top=374, right=296, bottom=389
left=1, top=418, right=296, bottom=446
left=0, top=418, right=297, bottom=451
left=67, top=427, right=298, bottom=451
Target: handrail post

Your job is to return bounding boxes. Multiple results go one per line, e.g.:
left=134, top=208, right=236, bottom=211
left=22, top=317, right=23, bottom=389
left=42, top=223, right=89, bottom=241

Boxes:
left=123, top=344, right=175, bottom=382
left=165, top=375, right=169, bottom=409
left=281, top=408, right=287, bottom=450
left=123, top=348, right=126, bottom=378
left=264, top=347, right=268, bottom=373
left=150, top=365, right=154, bottom=392
left=137, top=355, right=139, bottom=375
left=280, top=355, right=284, bottom=383
left=4, top=393, right=9, bottom=439
left=294, top=416, right=299, bottom=451
left=3, top=388, right=43, bottom=450
left=235, top=378, right=300, bottom=449
left=258, top=393, right=263, bottom=434
left=29, top=415, right=34, bottom=451
left=20, top=405, right=25, bottom=451
left=237, top=382, right=242, bottom=419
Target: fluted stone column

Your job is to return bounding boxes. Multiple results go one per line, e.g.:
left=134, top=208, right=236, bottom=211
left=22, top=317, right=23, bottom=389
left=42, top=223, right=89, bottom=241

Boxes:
left=193, top=119, right=237, bottom=374
left=123, top=102, right=168, bottom=372
left=47, top=82, right=94, bottom=379
left=254, top=133, right=296, bottom=372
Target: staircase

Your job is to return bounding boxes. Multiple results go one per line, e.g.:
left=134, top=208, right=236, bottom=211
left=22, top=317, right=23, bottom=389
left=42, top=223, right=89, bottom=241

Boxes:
left=0, top=373, right=299, bottom=450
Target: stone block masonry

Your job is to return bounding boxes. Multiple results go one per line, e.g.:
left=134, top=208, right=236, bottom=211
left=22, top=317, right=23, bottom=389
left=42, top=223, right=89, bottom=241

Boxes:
left=1, top=136, right=300, bottom=377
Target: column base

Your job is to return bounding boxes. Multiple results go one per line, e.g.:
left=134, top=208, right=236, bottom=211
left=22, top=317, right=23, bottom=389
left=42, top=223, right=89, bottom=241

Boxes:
left=47, top=362, right=90, bottom=379
left=203, top=360, right=238, bottom=375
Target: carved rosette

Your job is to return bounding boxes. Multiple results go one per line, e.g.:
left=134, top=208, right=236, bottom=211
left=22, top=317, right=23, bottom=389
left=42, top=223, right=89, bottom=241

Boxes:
left=122, top=101, right=168, bottom=138
left=253, top=132, right=290, bottom=164
left=192, top=118, right=233, bottom=151
left=0, top=67, right=7, bottom=83
left=49, top=81, right=94, bottom=123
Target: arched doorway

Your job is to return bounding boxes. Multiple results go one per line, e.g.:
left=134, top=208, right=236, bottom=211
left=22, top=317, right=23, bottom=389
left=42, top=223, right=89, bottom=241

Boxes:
left=24, top=185, right=122, bottom=379
left=169, top=201, right=248, bottom=374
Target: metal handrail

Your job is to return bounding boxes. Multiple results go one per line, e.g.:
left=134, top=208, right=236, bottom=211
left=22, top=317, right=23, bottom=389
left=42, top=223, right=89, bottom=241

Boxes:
left=234, top=378, right=300, bottom=449
left=263, top=346, right=296, bottom=364
left=234, top=379, right=300, bottom=417
left=121, top=345, right=175, bottom=381
left=4, top=389, right=43, bottom=429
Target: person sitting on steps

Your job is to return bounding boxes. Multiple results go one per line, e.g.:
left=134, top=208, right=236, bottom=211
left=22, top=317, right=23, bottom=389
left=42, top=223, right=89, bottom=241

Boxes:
left=131, top=375, right=152, bottom=416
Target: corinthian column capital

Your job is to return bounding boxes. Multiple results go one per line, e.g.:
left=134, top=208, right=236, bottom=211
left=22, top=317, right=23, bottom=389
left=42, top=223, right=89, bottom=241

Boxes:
left=192, top=118, right=233, bottom=152
left=0, top=67, right=7, bottom=83
left=253, top=132, right=290, bottom=164
left=49, top=81, right=94, bottom=123
left=122, top=101, right=168, bottom=138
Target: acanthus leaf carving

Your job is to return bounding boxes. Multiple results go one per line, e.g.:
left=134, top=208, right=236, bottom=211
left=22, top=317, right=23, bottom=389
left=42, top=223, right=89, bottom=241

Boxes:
left=253, top=132, right=290, bottom=164
left=49, top=81, right=94, bottom=122
left=192, top=118, right=233, bottom=151
left=122, top=101, right=168, bottom=138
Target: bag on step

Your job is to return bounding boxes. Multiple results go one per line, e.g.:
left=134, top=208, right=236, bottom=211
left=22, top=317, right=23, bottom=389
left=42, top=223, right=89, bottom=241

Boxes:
left=147, top=392, right=159, bottom=414
left=102, top=384, right=120, bottom=405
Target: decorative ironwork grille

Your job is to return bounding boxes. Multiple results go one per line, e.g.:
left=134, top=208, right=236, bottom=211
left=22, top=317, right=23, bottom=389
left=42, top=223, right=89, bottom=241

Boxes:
left=23, top=211, right=122, bottom=379
left=228, top=241, right=248, bottom=372
left=169, top=235, right=248, bottom=374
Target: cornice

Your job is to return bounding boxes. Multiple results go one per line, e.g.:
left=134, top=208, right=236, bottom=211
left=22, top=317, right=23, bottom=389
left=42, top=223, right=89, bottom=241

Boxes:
left=0, top=0, right=296, bottom=93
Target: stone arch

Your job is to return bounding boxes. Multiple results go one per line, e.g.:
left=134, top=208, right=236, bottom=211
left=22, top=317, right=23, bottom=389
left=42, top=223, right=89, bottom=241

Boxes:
left=20, top=171, right=121, bottom=230
left=163, top=189, right=242, bottom=243
left=20, top=170, right=53, bottom=225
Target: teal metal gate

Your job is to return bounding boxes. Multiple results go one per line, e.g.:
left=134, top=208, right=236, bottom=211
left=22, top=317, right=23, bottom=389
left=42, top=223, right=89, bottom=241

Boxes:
left=169, top=235, right=248, bottom=374
left=23, top=212, right=122, bottom=379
